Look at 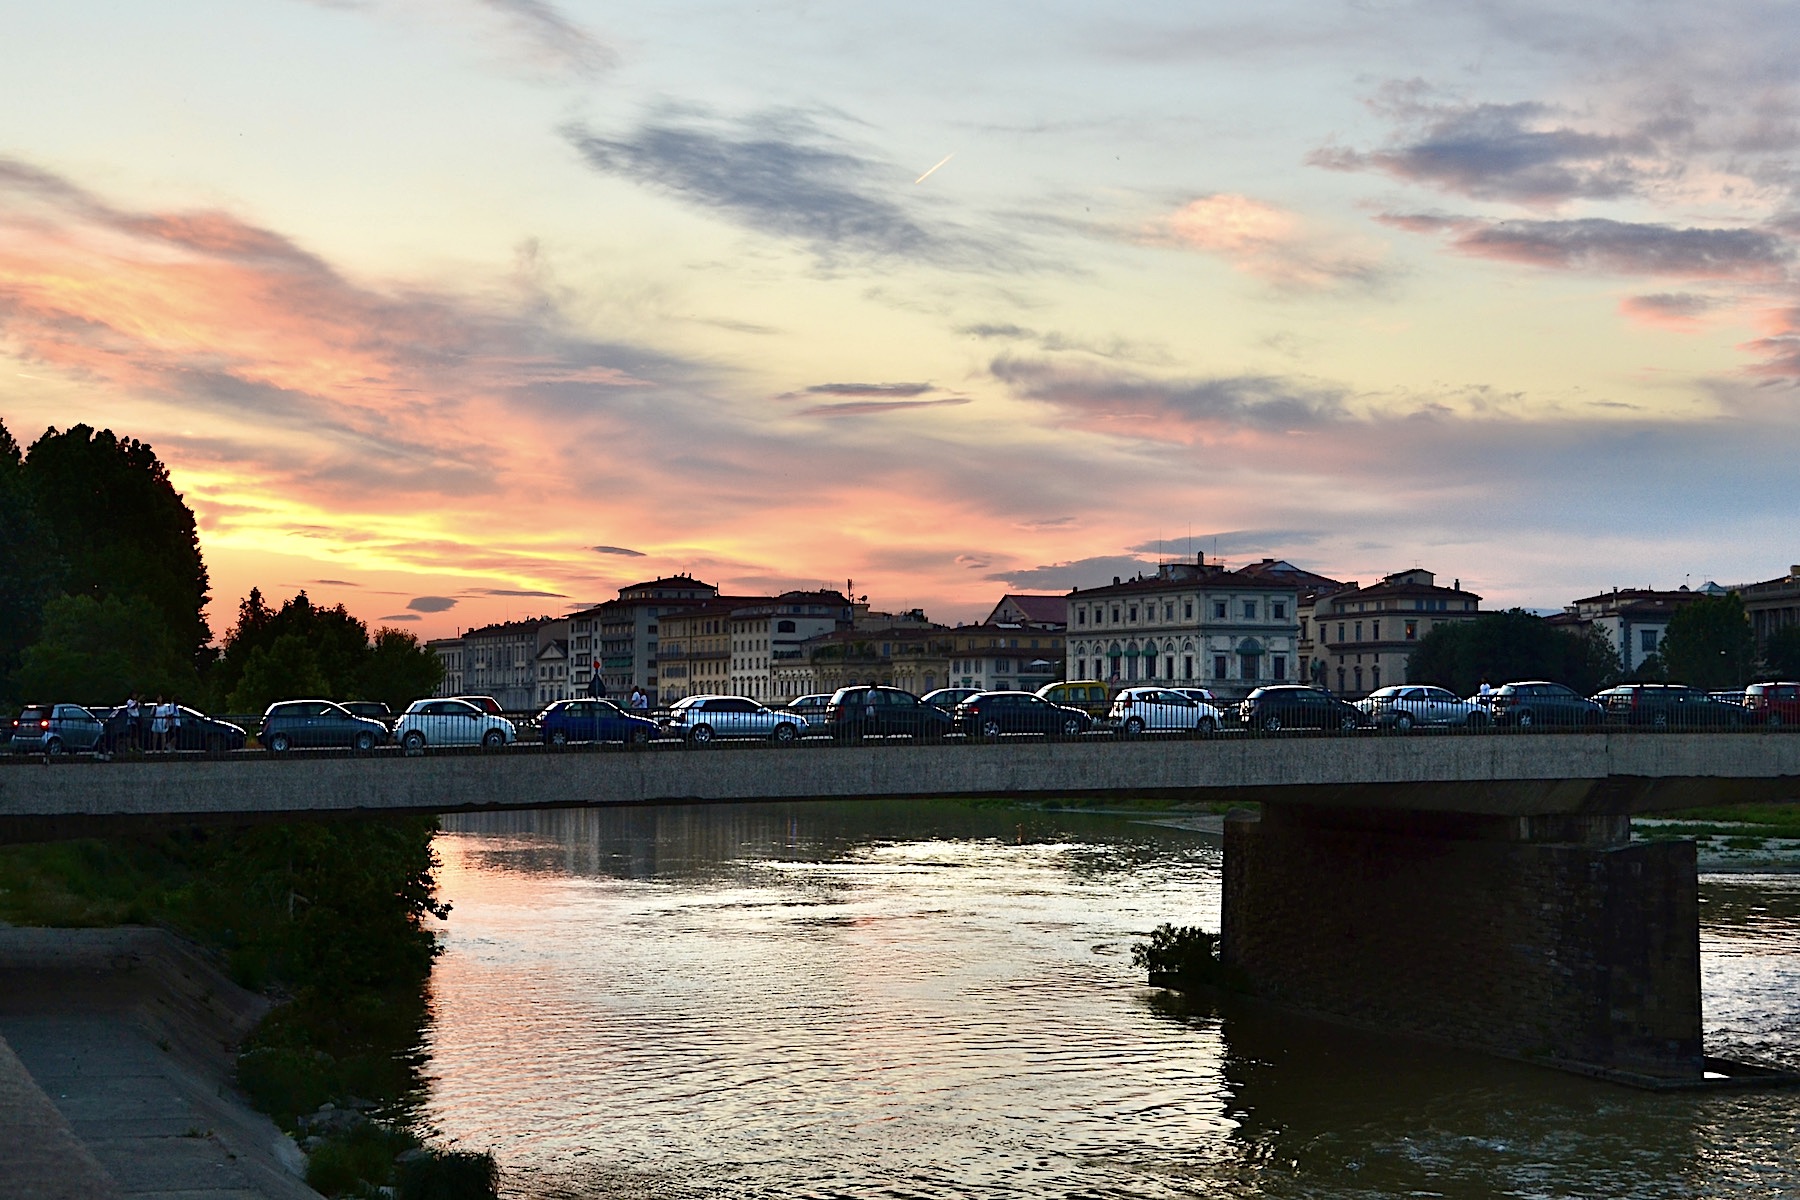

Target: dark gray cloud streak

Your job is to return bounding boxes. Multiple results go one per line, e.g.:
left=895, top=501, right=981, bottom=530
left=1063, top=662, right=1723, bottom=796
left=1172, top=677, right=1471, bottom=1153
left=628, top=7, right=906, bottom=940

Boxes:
left=1313, top=99, right=1653, bottom=204
left=564, top=110, right=1004, bottom=266
left=407, top=596, right=458, bottom=612
left=591, top=545, right=645, bottom=557
left=992, top=357, right=1346, bottom=433
left=1380, top=214, right=1790, bottom=278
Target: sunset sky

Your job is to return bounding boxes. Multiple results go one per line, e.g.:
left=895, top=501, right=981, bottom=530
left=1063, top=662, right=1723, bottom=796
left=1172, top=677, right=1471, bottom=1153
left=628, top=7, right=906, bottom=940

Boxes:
left=4, top=1, right=1798, bottom=640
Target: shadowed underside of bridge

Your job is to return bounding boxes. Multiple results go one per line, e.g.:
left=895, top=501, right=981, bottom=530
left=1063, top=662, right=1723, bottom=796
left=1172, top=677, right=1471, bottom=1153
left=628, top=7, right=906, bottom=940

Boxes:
left=3, top=732, right=1796, bottom=1088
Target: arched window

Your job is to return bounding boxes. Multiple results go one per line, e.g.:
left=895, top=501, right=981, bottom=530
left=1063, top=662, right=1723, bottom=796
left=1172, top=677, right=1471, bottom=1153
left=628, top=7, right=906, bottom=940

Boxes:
left=777, top=620, right=796, bottom=633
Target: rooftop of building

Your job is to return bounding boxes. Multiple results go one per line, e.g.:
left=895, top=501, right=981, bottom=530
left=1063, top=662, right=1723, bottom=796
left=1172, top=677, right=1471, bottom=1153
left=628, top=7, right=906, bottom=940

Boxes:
left=1325, top=569, right=1480, bottom=605
left=985, top=594, right=1068, bottom=625
left=1068, top=555, right=1305, bottom=598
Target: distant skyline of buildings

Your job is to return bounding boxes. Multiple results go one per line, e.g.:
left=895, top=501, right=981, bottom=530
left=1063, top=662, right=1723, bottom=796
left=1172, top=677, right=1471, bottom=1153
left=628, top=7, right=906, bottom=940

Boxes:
left=424, top=556, right=1800, bottom=712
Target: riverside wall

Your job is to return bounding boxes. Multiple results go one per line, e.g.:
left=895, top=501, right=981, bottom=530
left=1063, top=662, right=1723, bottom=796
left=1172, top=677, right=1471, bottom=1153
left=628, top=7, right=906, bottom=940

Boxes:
left=1222, top=803, right=1703, bottom=1081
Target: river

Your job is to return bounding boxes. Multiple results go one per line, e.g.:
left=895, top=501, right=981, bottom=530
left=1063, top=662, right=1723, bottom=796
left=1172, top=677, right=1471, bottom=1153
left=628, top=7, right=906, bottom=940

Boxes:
left=419, top=802, right=1800, bottom=1199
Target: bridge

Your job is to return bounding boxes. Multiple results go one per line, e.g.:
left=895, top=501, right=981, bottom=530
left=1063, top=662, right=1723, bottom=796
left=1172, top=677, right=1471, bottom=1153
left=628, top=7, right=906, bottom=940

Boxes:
left=5, top=730, right=1798, bottom=1088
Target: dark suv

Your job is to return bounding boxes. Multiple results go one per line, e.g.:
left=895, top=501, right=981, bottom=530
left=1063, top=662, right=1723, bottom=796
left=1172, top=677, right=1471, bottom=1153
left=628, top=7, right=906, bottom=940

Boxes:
left=1744, top=682, right=1800, bottom=727
left=819, top=686, right=956, bottom=740
left=1238, top=686, right=1362, bottom=732
left=1486, top=682, right=1604, bottom=729
left=1595, top=683, right=1748, bottom=729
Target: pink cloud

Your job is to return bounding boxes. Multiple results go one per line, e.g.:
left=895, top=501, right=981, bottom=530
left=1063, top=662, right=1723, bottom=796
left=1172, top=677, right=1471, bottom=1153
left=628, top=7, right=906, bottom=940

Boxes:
left=1145, top=194, right=1384, bottom=290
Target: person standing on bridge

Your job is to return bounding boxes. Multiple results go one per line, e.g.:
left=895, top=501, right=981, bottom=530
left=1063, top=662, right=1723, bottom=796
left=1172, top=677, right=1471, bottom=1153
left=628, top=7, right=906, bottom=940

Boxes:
left=150, top=696, right=171, bottom=751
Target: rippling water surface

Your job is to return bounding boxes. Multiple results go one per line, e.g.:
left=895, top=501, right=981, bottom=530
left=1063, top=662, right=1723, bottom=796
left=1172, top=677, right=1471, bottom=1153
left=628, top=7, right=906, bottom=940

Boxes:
left=420, top=803, right=1800, bottom=1199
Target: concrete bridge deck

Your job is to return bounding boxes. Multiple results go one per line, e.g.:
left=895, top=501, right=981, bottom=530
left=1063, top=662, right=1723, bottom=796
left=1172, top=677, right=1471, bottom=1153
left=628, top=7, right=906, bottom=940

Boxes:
left=1, top=731, right=1796, bottom=835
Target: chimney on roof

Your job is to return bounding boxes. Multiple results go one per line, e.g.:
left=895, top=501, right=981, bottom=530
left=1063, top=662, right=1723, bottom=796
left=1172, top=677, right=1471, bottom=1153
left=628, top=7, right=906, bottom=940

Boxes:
left=1196, top=552, right=1204, bottom=566
left=1454, top=578, right=1460, bottom=591
left=1791, top=564, right=1800, bottom=578
left=1113, top=576, right=1121, bottom=585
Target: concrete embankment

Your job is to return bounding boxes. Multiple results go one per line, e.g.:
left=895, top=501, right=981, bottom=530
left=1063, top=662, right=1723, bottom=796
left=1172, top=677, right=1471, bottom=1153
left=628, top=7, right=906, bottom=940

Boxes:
left=0, top=926, right=319, bottom=1200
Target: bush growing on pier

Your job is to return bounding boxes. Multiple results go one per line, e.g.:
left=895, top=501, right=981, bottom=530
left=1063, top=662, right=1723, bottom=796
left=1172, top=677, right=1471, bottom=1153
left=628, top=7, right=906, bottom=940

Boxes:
left=1132, top=923, right=1234, bottom=991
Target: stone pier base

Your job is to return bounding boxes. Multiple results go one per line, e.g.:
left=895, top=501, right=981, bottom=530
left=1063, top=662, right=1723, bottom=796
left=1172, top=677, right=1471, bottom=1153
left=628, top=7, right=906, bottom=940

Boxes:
left=1221, top=803, right=1702, bottom=1081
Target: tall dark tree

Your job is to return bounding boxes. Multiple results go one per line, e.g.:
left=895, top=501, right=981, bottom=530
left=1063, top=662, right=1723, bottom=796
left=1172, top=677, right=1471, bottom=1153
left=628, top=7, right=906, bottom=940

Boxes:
left=1406, top=609, right=1620, bottom=696
left=0, top=417, right=66, bottom=694
left=13, top=593, right=198, bottom=705
left=1659, top=593, right=1757, bottom=690
left=22, top=425, right=210, bottom=662
left=1765, top=624, right=1800, bottom=680
left=357, top=627, right=444, bottom=710
left=213, top=590, right=370, bottom=705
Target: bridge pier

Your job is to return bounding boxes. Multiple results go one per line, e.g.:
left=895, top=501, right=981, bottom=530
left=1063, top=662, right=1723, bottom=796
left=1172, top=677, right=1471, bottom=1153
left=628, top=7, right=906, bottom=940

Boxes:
left=1221, top=803, right=1703, bottom=1083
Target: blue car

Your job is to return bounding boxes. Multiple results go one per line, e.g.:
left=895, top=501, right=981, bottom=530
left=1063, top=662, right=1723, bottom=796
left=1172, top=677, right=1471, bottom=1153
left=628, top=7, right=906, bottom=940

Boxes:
left=537, top=699, right=657, bottom=746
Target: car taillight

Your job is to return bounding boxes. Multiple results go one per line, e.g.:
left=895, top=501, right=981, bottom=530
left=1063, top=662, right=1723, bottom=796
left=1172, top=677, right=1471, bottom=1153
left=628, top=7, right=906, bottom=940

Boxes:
left=39, top=719, right=49, bottom=729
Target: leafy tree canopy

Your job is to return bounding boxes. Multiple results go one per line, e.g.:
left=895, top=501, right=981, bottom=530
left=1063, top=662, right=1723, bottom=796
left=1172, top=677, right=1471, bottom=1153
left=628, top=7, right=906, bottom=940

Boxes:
left=1659, top=593, right=1757, bottom=690
left=1405, top=609, right=1621, bottom=696
left=0, top=417, right=66, bottom=693
left=13, top=593, right=199, bottom=705
left=217, top=590, right=442, bottom=713
left=358, top=627, right=444, bottom=711
left=22, top=424, right=210, bottom=662
left=1765, top=624, right=1800, bottom=681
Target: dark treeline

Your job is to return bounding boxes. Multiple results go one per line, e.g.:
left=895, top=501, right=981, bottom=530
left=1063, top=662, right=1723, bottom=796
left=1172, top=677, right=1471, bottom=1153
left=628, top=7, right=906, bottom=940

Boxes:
left=0, top=416, right=439, bottom=712
left=1379, top=595, right=1788, bottom=696
left=1405, top=610, right=1622, bottom=696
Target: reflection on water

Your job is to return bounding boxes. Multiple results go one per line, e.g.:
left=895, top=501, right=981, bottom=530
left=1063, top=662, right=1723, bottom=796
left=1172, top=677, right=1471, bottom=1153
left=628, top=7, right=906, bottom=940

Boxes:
left=422, top=804, right=1800, bottom=1199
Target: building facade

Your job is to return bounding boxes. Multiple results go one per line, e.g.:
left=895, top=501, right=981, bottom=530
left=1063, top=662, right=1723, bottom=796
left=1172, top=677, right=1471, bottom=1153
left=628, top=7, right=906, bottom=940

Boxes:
left=1550, top=587, right=1712, bottom=675
left=458, top=617, right=570, bottom=711
left=1317, top=569, right=1480, bottom=697
left=732, top=591, right=854, bottom=702
left=426, top=637, right=464, bottom=697
left=1063, top=556, right=1301, bottom=702
left=591, top=575, right=721, bottom=699
left=1740, top=565, right=1800, bottom=649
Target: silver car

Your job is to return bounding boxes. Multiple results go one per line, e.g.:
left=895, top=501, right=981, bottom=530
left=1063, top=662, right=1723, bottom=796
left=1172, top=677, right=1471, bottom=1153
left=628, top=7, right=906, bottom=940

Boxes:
left=663, top=695, right=803, bottom=744
left=394, top=698, right=516, bottom=752
left=1109, top=687, right=1226, bottom=735
left=9, top=704, right=106, bottom=755
left=1356, top=685, right=1490, bottom=731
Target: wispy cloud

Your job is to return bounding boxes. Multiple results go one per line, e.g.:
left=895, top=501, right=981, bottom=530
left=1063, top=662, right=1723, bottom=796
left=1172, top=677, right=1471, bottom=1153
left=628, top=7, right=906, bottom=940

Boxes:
left=991, top=356, right=1348, bottom=440
left=1619, top=292, right=1720, bottom=331
left=1143, top=193, right=1386, bottom=290
left=1313, top=93, right=1657, bottom=205
left=591, top=545, right=646, bottom=557
left=799, top=382, right=935, bottom=398
left=474, top=0, right=614, bottom=78
left=564, top=109, right=1006, bottom=266
left=800, top=397, right=972, bottom=418
left=1379, top=213, right=1790, bottom=278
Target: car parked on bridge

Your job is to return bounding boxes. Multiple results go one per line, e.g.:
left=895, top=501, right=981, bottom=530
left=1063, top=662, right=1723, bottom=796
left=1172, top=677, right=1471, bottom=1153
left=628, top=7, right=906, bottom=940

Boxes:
left=1356, top=685, right=1490, bottom=731
left=662, top=695, right=804, bottom=745
left=260, top=700, right=391, bottom=753
left=819, top=686, right=956, bottom=740
left=1035, top=680, right=1114, bottom=719
left=1238, top=686, right=1362, bottom=733
left=9, top=704, right=106, bottom=755
left=395, top=698, right=516, bottom=752
left=781, top=694, right=835, bottom=727
left=1744, top=682, right=1800, bottom=727
left=1594, top=683, right=1749, bottom=729
left=340, top=700, right=394, bottom=727
left=1110, top=687, right=1226, bottom=736
left=1485, top=682, right=1604, bottom=729
left=164, top=706, right=249, bottom=753
left=538, top=698, right=657, bottom=745
left=921, top=687, right=983, bottom=713
left=955, top=691, right=1092, bottom=739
